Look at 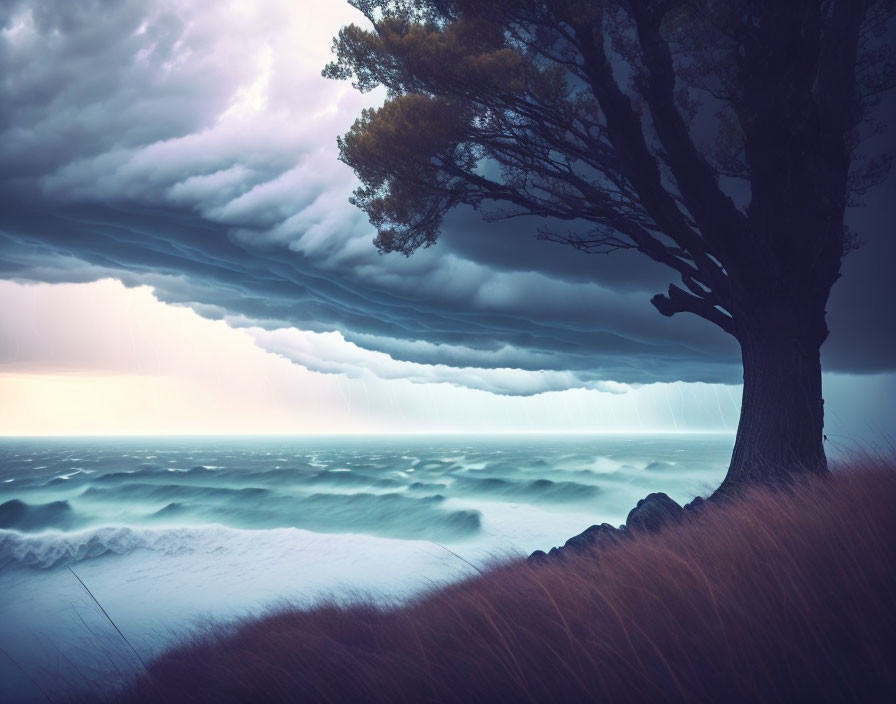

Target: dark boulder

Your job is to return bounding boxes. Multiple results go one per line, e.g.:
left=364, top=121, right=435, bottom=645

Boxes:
left=527, top=522, right=624, bottom=563
left=528, top=494, right=688, bottom=563
left=683, top=496, right=707, bottom=516
left=564, top=522, right=624, bottom=554
left=547, top=546, right=564, bottom=560
left=625, top=492, right=684, bottom=533
left=527, top=549, right=549, bottom=565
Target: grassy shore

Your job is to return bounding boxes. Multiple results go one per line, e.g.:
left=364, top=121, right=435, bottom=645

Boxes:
left=114, top=461, right=895, bottom=703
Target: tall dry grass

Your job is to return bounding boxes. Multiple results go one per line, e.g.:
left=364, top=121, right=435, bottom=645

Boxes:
left=116, top=461, right=896, bottom=703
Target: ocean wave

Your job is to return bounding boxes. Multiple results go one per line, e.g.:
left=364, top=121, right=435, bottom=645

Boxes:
left=644, top=461, right=676, bottom=471
left=133, top=490, right=482, bottom=541
left=453, top=476, right=600, bottom=503
left=81, top=483, right=273, bottom=502
left=256, top=491, right=482, bottom=540
left=407, top=481, right=449, bottom=492
left=0, top=512, right=482, bottom=571
left=0, top=499, right=84, bottom=532
left=0, top=525, right=215, bottom=569
left=467, top=461, right=522, bottom=475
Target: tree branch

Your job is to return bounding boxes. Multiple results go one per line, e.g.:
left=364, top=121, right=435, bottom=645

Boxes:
left=627, top=1, right=750, bottom=266
left=651, top=283, right=734, bottom=334
left=566, top=11, right=731, bottom=304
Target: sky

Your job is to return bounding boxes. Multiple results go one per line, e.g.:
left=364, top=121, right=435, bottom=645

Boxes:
left=0, top=0, right=893, bottom=439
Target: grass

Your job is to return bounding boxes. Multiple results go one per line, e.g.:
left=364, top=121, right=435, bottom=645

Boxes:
left=109, top=458, right=896, bottom=703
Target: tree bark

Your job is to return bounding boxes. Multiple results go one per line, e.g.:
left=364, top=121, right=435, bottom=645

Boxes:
left=718, top=298, right=830, bottom=494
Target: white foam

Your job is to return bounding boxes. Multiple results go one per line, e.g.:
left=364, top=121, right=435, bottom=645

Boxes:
left=0, top=525, right=478, bottom=702
left=2, top=525, right=248, bottom=568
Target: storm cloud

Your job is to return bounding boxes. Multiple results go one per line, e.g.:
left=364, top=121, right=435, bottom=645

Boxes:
left=0, top=0, right=892, bottom=394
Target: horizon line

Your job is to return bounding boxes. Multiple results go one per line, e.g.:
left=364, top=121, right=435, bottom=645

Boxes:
left=0, top=430, right=738, bottom=439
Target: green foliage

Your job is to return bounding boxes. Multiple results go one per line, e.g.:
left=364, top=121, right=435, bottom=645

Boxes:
left=323, top=0, right=892, bottom=334
left=324, top=11, right=524, bottom=96
left=325, top=1, right=570, bottom=256
left=339, top=94, right=477, bottom=253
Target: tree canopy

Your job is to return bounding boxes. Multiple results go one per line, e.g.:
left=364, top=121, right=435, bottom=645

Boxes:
left=325, top=0, right=894, bottom=489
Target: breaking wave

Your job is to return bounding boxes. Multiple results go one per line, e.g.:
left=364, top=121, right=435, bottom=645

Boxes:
left=0, top=516, right=481, bottom=570
left=0, top=525, right=227, bottom=569
left=0, top=499, right=84, bottom=532
left=0, top=436, right=732, bottom=571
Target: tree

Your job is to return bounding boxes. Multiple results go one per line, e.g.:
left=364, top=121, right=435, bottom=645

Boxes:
left=324, top=0, right=894, bottom=492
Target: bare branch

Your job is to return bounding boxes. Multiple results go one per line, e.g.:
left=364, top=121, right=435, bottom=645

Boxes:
left=651, top=283, right=735, bottom=334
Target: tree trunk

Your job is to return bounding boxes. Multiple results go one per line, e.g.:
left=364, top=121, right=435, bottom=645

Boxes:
left=718, top=299, right=830, bottom=494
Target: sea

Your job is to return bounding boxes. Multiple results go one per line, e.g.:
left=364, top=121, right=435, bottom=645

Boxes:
left=0, top=434, right=733, bottom=702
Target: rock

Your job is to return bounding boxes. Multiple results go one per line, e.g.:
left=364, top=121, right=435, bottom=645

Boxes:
left=528, top=493, right=686, bottom=563
left=625, top=492, right=684, bottom=533
left=683, top=496, right=707, bottom=516
left=527, top=549, right=549, bottom=565
left=563, top=523, right=623, bottom=554
left=527, top=522, right=624, bottom=563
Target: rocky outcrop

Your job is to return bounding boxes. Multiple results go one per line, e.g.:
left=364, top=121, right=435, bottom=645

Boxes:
left=527, top=522, right=626, bottom=564
left=563, top=522, right=625, bottom=553
left=625, top=492, right=684, bottom=533
left=683, top=496, right=707, bottom=515
left=529, top=492, right=701, bottom=564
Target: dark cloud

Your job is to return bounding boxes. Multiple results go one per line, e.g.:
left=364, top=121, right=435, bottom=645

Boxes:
left=0, top=197, right=741, bottom=386
left=438, top=207, right=674, bottom=293
left=0, top=0, right=891, bottom=395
